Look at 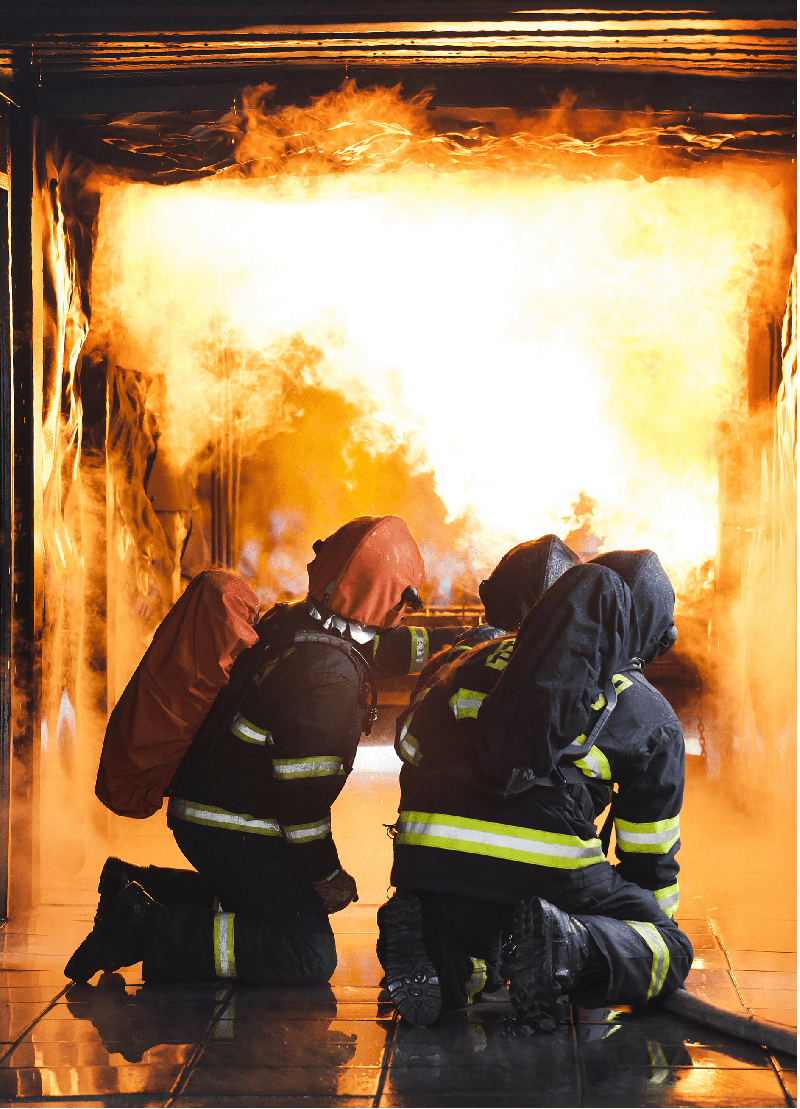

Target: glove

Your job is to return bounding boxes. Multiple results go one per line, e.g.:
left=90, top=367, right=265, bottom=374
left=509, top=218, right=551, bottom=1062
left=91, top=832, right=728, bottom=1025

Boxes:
left=311, top=868, right=358, bottom=914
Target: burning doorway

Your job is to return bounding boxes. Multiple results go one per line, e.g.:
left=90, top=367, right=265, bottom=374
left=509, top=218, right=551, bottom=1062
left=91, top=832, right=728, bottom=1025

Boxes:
left=1, top=18, right=796, bottom=914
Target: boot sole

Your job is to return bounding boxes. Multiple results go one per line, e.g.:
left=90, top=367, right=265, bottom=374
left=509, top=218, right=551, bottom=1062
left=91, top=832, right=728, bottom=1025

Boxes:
left=509, top=897, right=560, bottom=1031
left=383, top=894, right=442, bottom=1027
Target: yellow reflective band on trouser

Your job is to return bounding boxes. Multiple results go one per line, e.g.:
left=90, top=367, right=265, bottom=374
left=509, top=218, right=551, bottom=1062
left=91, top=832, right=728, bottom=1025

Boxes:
left=615, top=815, right=680, bottom=854
left=215, top=995, right=235, bottom=1040
left=646, top=1042, right=669, bottom=1086
left=271, top=756, right=345, bottom=779
left=485, top=639, right=515, bottom=671
left=466, top=958, right=488, bottom=1004
left=168, top=798, right=281, bottom=836
left=396, top=811, right=606, bottom=869
left=449, top=688, right=487, bottom=720
left=623, top=920, right=669, bottom=999
left=575, top=746, right=612, bottom=781
left=654, top=883, right=680, bottom=918
left=281, top=819, right=331, bottom=844
left=408, top=627, right=430, bottom=674
left=230, top=713, right=273, bottom=746
left=213, top=912, right=237, bottom=978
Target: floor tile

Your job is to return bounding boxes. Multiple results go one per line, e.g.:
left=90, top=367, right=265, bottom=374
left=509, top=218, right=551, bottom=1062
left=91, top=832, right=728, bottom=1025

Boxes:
left=577, top=1064, right=791, bottom=1107
left=381, top=1064, right=581, bottom=1107
left=736, top=971, right=797, bottom=991
left=711, top=919, right=797, bottom=951
left=0, top=1063, right=183, bottom=1098
left=182, top=1065, right=382, bottom=1098
left=193, top=1018, right=390, bottom=1069
left=2, top=1040, right=195, bottom=1068
left=751, top=1007, right=798, bottom=1029
left=728, top=951, right=797, bottom=973
left=740, top=989, right=797, bottom=1011
left=173, top=1099, right=373, bottom=1107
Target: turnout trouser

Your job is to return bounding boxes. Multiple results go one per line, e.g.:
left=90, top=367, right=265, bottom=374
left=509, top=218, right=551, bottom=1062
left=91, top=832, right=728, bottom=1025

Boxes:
left=379, top=863, right=693, bottom=1010
left=129, top=818, right=336, bottom=986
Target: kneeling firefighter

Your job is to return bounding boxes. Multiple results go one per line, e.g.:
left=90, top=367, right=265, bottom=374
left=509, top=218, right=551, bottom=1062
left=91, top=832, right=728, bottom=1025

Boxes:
left=66, top=515, right=458, bottom=987
left=379, top=550, right=694, bottom=1028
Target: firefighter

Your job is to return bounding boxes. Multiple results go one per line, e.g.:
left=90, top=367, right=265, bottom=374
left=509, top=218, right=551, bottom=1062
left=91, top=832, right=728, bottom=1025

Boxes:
left=65, top=515, right=451, bottom=987
left=379, top=550, right=693, bottom=1029
left=409, top=535, right=581, bottom=692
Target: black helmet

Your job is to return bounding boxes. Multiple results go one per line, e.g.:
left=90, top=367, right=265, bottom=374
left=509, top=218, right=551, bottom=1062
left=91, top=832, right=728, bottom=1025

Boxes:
left=590, top=550, right=677, bottom=668
left=478, top=535, right=581, bottom=630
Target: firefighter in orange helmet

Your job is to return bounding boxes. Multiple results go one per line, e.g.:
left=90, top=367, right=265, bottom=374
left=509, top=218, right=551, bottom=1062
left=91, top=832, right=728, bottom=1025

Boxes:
left=65, top=516, right=440, bottom=987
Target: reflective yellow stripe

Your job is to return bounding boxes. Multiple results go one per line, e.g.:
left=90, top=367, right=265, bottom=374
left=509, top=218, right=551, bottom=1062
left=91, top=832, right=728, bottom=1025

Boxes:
left=485, top=639, right=515, bottom=671
left=654, top=882, right=680, bottom=918
left=646, top=1042, right=669, bottom=1086
left=575, top=746, right=612, bottom=781
left=168, top=798, right=281, bottom=836
left=466, top=958, right=487, bottom=1004
left=272, top=756, right=345, bottom=779
left=612, top=673, right=633, bottom=694
left=615, top=815, right=680, bottom=854
left=624, top=921, right=670, bottom=999
left=396, top=810, right=605, bottom=869
left=397, top=718, right=423, bottom=766
left=372, top=635, right=380, bottom=661
left=448, top=688, right=487, bottom=720
left=213, top=912, right=236, bottom=978
left=590, top=692, right=607, bottom=711
left=408, top=627, right=430, bottom=674
left=281, top=819, right=331, bottom=843
left=230, top=713, right=273, bottom=746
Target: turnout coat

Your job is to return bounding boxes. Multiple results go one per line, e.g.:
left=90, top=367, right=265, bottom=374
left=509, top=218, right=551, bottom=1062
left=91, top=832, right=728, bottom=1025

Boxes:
left=391, top=556, right=685, bottom=920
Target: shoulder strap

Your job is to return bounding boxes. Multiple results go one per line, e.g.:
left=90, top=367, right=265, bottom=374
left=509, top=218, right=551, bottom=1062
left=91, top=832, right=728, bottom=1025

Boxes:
left=290, top=631, right=378, bottom=736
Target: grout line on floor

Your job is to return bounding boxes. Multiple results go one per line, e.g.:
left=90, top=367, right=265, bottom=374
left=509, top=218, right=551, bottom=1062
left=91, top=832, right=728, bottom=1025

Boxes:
left=708, top=916, right=751, bottom=1013
left=164, top=980, right=236, bottom=1107
left=371, top=1010, right=398, bottom=1108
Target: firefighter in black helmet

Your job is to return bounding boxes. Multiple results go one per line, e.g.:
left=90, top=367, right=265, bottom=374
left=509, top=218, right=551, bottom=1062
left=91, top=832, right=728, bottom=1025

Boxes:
left=379, top=550, right=693, bottom=1029
left=408, top=535, right=582, bottom=694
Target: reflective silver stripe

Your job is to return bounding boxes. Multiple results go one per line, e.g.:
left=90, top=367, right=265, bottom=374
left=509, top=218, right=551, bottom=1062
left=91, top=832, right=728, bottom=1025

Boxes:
left=409, top=627, right=430, bottom=674
left=396, top=810, right=605, bottom=869
left=272, top=756, right=345, bottom=779
left=214, top=912, right=236, bottom=978
left=448, top=688, right=487, bottom=720
left=615, top=816, right=680, bottom=854
left=168, top=797, right=281, bottom=836
left=654, top=883, right=680, bottom=918
left=624, top=921, right=669, bottom=999
left=281, top=819, right=331, bottom=843
left=398, top=733, right=422, bottom=766
left=230, top=713, right=273, bottom=746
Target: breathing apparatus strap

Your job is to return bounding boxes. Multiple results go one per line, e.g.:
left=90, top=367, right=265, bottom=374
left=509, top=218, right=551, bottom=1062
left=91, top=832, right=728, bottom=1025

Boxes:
left=503, top=675, right=619, bottom=798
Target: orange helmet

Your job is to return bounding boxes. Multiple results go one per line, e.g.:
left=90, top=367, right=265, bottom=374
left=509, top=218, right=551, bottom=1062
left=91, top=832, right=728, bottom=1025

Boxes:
left=307, top=515, right=425, bottom=629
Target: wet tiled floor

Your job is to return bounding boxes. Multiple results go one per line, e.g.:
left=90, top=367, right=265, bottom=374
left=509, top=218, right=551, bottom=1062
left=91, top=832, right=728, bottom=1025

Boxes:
left=0, top=751, right=795, bottom=1107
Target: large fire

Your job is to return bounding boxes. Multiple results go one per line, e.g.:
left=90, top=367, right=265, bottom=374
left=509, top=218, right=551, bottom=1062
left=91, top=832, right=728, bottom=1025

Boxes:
left=87, top=83, right=790, bottom=614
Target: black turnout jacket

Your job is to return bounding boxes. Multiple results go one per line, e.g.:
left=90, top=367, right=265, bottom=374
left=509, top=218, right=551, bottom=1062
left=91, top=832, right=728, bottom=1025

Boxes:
left=391, top=558, right=685, bottom=919
left=169, top=603, right=459, bottom=881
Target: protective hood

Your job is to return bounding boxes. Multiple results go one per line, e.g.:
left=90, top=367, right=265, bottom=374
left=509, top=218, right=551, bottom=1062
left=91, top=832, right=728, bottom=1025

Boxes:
left=477, top=563, right=635, bottom=781
left=590, top=550, right=677, bottom=668
left=479, top=534, right=582, bottom=630
left=307, top=515, right=424, bottom=630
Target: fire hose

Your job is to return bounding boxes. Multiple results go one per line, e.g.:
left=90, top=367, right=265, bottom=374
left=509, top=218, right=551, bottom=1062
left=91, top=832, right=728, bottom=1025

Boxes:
left=657, top=988, right=796, bottom=1056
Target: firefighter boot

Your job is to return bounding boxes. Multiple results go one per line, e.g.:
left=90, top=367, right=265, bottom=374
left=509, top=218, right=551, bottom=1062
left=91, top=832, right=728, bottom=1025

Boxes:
left=65, top=883, right=158, bottom=983
left=94, top=858, right=142, bottom=926
left=509, top=896, right=600, bottom=1031
left=383, top=891, right=442, bottom=1027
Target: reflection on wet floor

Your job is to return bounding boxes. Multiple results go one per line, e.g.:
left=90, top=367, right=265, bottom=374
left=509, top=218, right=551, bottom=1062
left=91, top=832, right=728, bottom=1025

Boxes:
left=0, top=749, right=794, bottom=1107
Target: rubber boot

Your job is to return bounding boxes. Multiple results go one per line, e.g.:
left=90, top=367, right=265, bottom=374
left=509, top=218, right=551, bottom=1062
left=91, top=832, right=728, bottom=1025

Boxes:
left=65, top=882, right=158, bottom=983
left=383, top=891, right=442, bottom=1027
